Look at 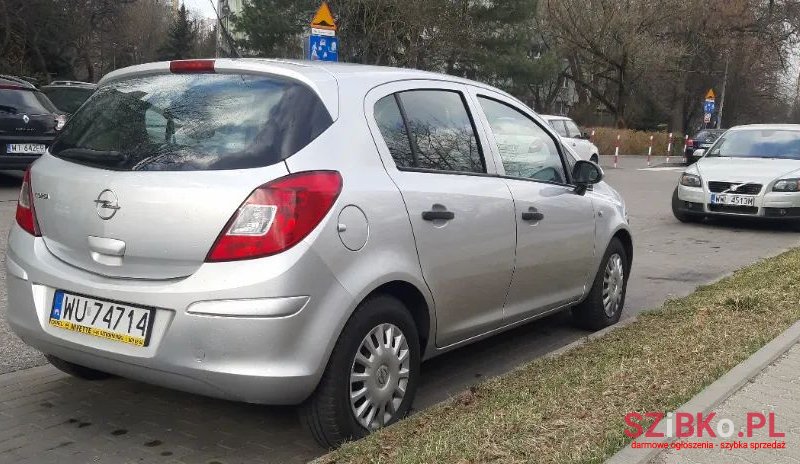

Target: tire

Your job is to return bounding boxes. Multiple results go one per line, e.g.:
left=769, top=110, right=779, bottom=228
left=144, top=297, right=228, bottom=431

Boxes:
left=671, top=187, right=699, bottom=223
left=590, top=154, right=599, bottom=164
left=300, top=294, right=421, bottom=449
left=45, top=355, right=113, bottom=380
left=572, top=238, right=629, bottom=331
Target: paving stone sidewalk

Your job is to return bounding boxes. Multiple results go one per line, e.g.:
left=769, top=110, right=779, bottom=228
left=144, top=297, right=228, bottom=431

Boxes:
left=654, top=343, right=800, bottom=464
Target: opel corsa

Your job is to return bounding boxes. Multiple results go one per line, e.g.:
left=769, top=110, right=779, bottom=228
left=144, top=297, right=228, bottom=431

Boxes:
left=6, top=59, right=632, bottom=447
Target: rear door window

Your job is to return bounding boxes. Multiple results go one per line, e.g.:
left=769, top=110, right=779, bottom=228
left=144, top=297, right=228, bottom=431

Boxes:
left=50, top=73, right=333, bottom=171
left=374, top=90, right=485, bottom=174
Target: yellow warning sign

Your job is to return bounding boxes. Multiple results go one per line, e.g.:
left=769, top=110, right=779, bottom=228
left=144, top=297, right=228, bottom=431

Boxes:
left=705, top=89, right=716, bottom=100
left=310, top=2, right=337, bottom=31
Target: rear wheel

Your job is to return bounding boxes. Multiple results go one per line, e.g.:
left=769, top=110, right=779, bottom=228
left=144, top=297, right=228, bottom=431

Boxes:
left=45, top=355, right=113, bottom=380
left=672, top=187, right=700, bottom=223
left=572, top=238, right=628, bottom=330
left=301, top=295, right=420, bottom=449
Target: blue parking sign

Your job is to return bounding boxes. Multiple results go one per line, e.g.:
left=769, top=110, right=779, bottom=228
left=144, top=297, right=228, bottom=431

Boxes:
left=703, top=100, right=715, bottom=114
left=309, top=35, right=338, bottom=62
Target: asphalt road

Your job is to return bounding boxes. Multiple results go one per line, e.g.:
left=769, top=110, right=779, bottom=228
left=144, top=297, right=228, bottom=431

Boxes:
left=0, top=157, right=798, bottom=463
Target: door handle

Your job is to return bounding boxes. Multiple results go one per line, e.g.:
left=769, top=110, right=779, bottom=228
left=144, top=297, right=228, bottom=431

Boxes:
left=422, top=210, right=455, bottom=221
left=521, top=207, right=544, bottom=221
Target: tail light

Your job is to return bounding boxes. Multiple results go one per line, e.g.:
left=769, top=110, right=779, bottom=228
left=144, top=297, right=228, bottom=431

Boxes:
left=206, top=171, right=343, bottom=262
left=55, top=114, right=67, bottom=131
left=686, top=139, right=693, bottom=147
left=16, top=168, right=40, bottom=236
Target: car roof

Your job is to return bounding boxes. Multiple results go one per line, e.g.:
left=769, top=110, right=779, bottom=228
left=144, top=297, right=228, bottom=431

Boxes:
left=727, top=124, right=800, bottom=132
left=98, top=58, right=518, bottom=109
left=539, top=115, right=570, bottom=121
left=43, top=81, right=97, bottom=89
left=0, top=75, right=37, bottom=90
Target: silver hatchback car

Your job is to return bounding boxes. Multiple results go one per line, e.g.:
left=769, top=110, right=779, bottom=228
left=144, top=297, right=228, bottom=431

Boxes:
left=7, top=59, right=632, bottom=447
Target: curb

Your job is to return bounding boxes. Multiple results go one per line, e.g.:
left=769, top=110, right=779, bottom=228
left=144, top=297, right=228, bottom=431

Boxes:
left=605, top=318, right=800, bottom=464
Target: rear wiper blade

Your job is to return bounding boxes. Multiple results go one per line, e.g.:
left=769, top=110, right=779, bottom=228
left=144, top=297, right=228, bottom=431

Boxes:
left=56, top=148, right=127, bottom=162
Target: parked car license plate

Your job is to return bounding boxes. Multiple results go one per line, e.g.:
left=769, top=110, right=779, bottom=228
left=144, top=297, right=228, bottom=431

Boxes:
left=6, top=143, right=46, bottom=154
left=49, top=290, right=155, bottom=347
left=710, top=193, right=756, bottom=207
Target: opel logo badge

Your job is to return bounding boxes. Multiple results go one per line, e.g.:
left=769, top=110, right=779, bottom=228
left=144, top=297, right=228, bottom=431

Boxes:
left=94, top=189, right=120, bottom=220
left=22, top=114, right=29, bottom=124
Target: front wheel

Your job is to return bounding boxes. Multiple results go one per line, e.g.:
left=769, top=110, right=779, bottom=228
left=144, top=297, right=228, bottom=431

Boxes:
left=301, top=295, right=421, bottom=448
left=572, top=238, right=629, bottom=330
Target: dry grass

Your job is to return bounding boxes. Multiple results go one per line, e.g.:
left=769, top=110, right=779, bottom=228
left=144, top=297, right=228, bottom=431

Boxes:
left=321, top=247, right=800, bottom=464
left=589, top=128, right=687, bottom=157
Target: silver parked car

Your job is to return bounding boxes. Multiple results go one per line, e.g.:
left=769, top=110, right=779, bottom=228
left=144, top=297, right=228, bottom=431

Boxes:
left=6, top=59, right=632, bottom=447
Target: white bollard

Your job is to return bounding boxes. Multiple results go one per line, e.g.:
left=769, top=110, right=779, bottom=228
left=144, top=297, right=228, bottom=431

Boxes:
left=647, top=135, right=653, bottom=167
left=666, top=132, right=673, bottom=164
left=614, top=134, right=620, bottom=168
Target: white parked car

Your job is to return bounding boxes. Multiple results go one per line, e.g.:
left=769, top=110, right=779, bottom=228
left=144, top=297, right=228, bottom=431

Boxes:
left=673, top=124, right=800, bottom=222
left=542, top=115, right=599, bottom=163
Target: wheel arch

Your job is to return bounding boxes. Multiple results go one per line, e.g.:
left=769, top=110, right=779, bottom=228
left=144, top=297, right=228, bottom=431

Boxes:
left=612, top=227, right=633, bottom=271
left=360, top=280, right=432, bottom=354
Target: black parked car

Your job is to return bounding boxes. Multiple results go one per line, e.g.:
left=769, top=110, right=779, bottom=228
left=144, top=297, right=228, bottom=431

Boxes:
left=0, top=76, right=65, bottom=169
left=40, top=80, right=96, bottom=115
left=685, top=129, right=726, bottom=164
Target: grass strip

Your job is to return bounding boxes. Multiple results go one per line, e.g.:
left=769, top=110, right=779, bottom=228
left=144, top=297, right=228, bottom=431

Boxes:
left=321, top=246, right=800, bottom=464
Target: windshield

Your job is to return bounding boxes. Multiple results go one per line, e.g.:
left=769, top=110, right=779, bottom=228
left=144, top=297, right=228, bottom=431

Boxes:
left=706, top=129, right=800, bottom=160
left=50, top=73, right=333, bottom=171
left=42, top=87, right=94, bottom=114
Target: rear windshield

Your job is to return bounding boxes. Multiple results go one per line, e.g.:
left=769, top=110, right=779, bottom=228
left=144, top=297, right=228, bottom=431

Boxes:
left=694, top=130, right=724, bottom=141
left=42, top=87, right=94, bottom=114
left=50, top=73, right=333, bottom=171
left=0, top=89, right=59, bottom=115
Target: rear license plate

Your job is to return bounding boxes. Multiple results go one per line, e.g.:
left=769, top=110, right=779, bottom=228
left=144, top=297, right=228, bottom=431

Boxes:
left=710, top=193, right=756, bottom=207
left=6, top=143, right=46, bottom=154
left=49, top=290, right=155, bottom=347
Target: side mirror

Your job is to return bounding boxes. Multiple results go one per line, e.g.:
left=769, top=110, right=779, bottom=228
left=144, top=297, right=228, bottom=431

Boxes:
left=572, top=160, right=604, bottom=195
left=693, top=148, right=706, bottom=158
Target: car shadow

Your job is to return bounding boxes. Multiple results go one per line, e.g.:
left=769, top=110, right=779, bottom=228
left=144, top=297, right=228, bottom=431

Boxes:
left=10, top=311, right=591, bottom=463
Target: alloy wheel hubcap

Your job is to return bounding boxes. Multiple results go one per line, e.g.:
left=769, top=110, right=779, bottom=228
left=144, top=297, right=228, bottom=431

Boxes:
left=602, top=253, right=625, bottom=317
left=350, top=323, right=410, bottom=430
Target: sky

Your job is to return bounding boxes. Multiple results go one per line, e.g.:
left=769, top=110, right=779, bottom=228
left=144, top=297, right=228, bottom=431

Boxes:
left=183, top=0, right=217, bottom=19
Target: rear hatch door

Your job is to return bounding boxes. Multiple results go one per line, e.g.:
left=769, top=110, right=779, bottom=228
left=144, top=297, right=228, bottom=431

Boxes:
left=0, top=88, right=58, bottom=153
left=33, top=68, right=334, bottom=279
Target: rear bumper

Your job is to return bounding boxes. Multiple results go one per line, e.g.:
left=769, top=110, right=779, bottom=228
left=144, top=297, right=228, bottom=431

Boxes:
left=0, top=136, right=52, bottom=169
left=676, top=184, right=800, bottom=220
left=0, top=154, right=40, bottom=170
left=5, top=225, right=353, bottom=405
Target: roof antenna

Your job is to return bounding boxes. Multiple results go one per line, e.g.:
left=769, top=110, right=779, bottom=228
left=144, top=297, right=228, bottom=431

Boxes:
left=208, top=0, right=242, bottom=58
